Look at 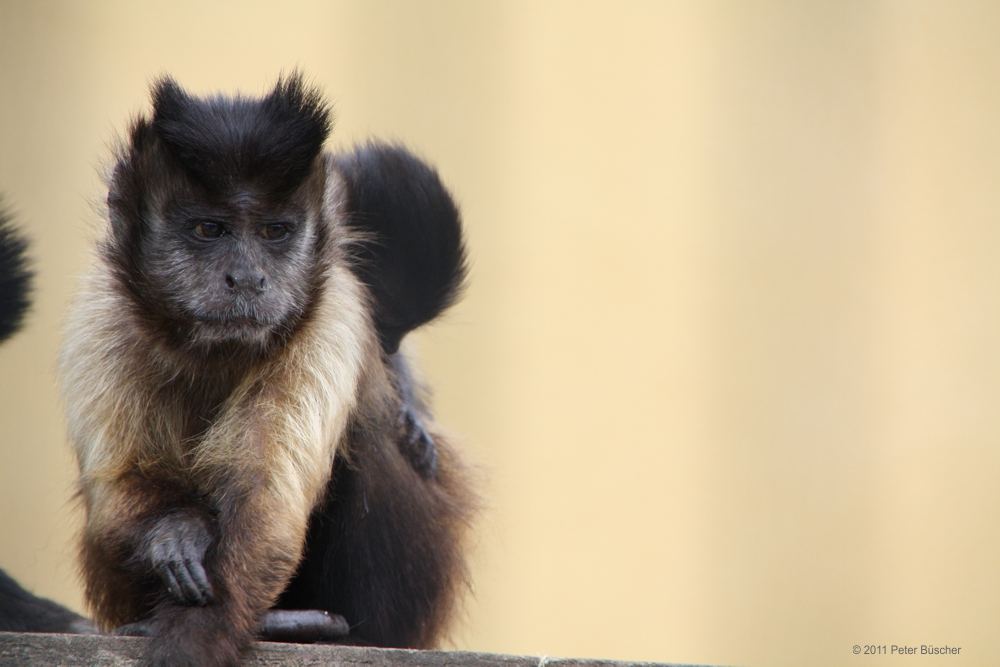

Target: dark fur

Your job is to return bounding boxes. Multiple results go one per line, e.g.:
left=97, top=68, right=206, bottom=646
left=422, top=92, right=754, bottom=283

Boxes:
left=335, top=144, right=467, bottom=354
left=71, top=74, right=472, bottom=666
left=0, top=568, right=97, bottom=634
left=0, top=200, right=31, bottom=342
left=277, top=377, right=472, bottom=647
left=152, top=74, right=331, bottom=199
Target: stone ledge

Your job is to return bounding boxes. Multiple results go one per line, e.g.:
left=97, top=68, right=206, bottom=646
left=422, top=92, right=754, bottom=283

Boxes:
left=0, top=632, right=712, bottom=667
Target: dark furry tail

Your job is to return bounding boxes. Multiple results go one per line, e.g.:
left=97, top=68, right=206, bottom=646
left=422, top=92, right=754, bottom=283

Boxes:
left=0, top=567, right=98, bottom=634
left=0, top=200, right=32, bottom=343
left=333, top=143, right=467, bottom=354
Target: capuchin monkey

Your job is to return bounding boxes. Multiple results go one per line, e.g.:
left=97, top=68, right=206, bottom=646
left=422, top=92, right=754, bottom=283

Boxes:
left=59, top=74, right=475, bottom=666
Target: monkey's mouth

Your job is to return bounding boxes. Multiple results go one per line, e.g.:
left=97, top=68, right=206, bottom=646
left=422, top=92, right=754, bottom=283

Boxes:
left=204, top=316, right=267, bottom=327
left=189, top=310, right=283, bottom=345
left=192, top=301, right=283, bottom=328
left=196, top=314, right=271, bottom=329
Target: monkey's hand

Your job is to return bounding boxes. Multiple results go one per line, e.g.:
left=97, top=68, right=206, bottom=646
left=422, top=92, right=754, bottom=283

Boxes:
left=143, top=512, right=214, bottom=606
left=400, top=403, right=439, bottom=479
left=258, top=610, right=350, bottom=643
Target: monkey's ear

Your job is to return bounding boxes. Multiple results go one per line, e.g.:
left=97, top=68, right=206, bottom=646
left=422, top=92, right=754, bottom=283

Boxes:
left=333, top=144, right=467, bottom=354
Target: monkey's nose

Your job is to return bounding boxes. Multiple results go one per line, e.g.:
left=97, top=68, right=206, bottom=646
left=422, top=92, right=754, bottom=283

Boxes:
left=225, top=272, right=266, bottom=293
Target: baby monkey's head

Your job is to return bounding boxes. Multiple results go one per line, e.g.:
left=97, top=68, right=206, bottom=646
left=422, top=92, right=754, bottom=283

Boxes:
left=104, top=73, right=333, bottom=349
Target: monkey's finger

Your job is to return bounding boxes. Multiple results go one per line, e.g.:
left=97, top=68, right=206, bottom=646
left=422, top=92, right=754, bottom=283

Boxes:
left=412, top=431, right=439, bottom=478
left=159, top=564, right=184, bottom=602
left=423, top=446, right=439, bottom=478
left=179, top=536, right=213, bottom=602
left=158, top=541, right=201, bottom=605
left=172, top=559, right=209, bottom=606
left=185, top=556, right=214, bottom=604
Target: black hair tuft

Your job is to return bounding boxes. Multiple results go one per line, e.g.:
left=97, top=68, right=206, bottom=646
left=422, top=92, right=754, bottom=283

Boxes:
left=151, top=72, right=332, bottom=197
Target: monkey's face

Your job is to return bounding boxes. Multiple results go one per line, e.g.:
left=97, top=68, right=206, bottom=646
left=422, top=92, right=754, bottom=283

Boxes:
left=144, top=191, right=318, bottom=347
left=104, top=75, right=335, bottom=350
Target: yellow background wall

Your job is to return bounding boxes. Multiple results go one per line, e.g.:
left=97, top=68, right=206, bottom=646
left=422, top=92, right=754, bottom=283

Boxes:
left=2, top=2, right=999, bottom=665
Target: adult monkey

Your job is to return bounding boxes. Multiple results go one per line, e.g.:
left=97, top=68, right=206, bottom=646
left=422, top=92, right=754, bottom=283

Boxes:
left=60, top=74, right=475, bottom=666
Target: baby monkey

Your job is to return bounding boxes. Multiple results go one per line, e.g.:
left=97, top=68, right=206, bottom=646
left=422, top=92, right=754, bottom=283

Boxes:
left=60, top=74, right=474, bottom=667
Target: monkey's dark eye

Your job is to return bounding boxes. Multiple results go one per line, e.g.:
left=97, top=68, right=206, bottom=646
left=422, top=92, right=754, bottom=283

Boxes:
left=194, top=221, right=224, bottom=239
left=263, top=223, right=290, bottom=240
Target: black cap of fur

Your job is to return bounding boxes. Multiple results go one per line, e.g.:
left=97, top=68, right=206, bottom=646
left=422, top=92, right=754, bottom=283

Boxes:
left=151, top=73, right=331, bottom=197
left=334, top=144, right=467, bottom=354
left=0, top=200, right=32, bottom=343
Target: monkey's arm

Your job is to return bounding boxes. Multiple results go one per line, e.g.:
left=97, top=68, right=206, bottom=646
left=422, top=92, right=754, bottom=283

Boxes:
left=67, top=351, right=214, bottom=621
left=389, top=350, right=438, bottom=479
left=71, top=426, right=214, bottom=628
left=153, top=265, right=369, bottom=663
left=61, top=274, right=202, bottom=629
left=78, top=472, right=211, bottom=628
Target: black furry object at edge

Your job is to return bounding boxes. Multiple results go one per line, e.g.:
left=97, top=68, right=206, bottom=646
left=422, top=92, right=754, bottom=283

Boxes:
left=0, top=211, right=81, bottom=634
left=0, top=568, right=98, bottom=634
left=0, top=200, right=32, bottom=343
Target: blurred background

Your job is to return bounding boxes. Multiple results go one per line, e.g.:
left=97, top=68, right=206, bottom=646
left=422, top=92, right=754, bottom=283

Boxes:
left=2, top=1, right=999, bottom=665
